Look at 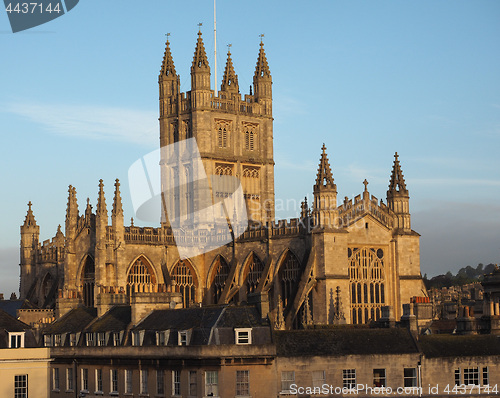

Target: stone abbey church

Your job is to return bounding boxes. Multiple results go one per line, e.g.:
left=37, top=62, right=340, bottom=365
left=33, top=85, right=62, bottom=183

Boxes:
left=19, top=32, right=426, bottom=328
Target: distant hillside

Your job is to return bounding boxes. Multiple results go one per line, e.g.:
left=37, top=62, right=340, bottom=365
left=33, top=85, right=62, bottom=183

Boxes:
left=423, top=263, right=497, bottom=290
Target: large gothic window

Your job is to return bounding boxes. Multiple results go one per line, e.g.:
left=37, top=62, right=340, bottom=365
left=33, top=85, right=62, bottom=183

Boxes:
left=244, top=253, right=265, bottom=296
left=209, top=256, right=230, bottom=304
left=81, top=256, right=95, bottom=308
left=348, top=247, right=385, bottom=324
left=278, top=251, right=301, bottom=309
left=127, top=257, right=156, bottom=287
left=171, top=260, right=197, bottom=308
left=42, top=273, right=53, bottom=299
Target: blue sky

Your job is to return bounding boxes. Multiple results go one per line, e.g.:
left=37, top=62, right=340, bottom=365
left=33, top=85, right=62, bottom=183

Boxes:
left=1, top=0, right=499, bottom=296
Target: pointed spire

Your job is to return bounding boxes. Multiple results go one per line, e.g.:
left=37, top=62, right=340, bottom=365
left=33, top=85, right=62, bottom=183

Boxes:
left=112, top=179, right=123, bottom=216
left=191, top=30, right=209, bottom=71
left=302, top=294, right=313, bottom=328
left=334, top=286, right=346, bottom=322
left=300, top=196, right=309, bottom=219
left=85, top=198, right=92, bottom=219
left=220, top=49, right=239, bottom=93
left=275, top=295, right=285, bottom=330
left=96, top=179, right=107, bottom=217
left=388, top=152, right=408, bottom=193
left=66, top=185, right=78, bottom=221
left=254, top=41, right=271, bottom=79
left=160, top=37, right=177, bottom=79
left=314, top=144, right=336, bottom=191
left=56, top=224, right=63, bottom=238
left=23, top=201, right=37, bottom=227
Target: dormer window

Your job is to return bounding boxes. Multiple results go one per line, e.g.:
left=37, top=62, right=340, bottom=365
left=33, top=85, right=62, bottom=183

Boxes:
left=86, top=333, right=94, bottom=347
left=235, top=328, right=252, bottom=345
left=132, top=331, right=144, bottom=346
left=112, top=332, right=121, bottom=347
left=69, top=333, right=77, bottom=346
left=54, top=334, right=62, bottom=347
left=178, top=331, right=190, bottom=346
left=156, top=330, right=170, bottom=346
left=97, top=332, right=105, bottom=346
left=44, top=334, right=52, bottom=347
left=9, top=332, right=24, bottom=348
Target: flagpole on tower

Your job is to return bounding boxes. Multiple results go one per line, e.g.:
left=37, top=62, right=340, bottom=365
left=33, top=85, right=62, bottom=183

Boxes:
left=214, top=0, right=217, bottom=94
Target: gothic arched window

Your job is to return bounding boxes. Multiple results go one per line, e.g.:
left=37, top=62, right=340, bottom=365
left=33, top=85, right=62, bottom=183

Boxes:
left=127, top=257, right=156, bottom=286
left=210, top=256, right=230, bottom=304
left=172, top=260, right=197, bottom=308
left=348, top=247, right=386, bottom=324
left=279, top=251, right=301, bottom=308
left=81, top=256, right=95, bottom=308
left=244, top=253, right=264, bottom=295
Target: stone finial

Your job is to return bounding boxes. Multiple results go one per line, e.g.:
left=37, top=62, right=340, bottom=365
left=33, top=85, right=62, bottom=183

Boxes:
left=300, top=196, right=309, bottom=219
left=388, top=152, right=408, bottom=193
left=275, top=295, right=285, bottom=330
left=55, top=224, right=64, bottom=239
left=112, top=179, right=123, bottom=216
left=302, top=294, right=313, bottom=327
left=314, top=144, right=336, bottom=190
left=254, top=40, right=271, bottom=79
left=23, top=201, right=37, bottom=227
left=160, top=36, right=177, bottom=78
left=96, top=179, right=108, bottom=217
left=334, top=286, right=346, bottom=322
left=85, top=197, right=92, bottom=218
left=220, top=48, right=239, bottom=93
left=191, top=30, right=209, bottom=70
left=65, top=185, right=78, bottom=222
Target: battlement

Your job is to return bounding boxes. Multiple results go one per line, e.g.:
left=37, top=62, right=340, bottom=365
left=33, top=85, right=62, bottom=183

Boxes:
left=37, top=234, right=64, bottom=263
left=338, top=194, right=394, bottom=229
left=162, top=90, right=270, bottom=118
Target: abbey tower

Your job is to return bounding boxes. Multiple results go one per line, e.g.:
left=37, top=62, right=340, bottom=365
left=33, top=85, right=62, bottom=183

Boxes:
left=159, top=32, right=275, bottom=226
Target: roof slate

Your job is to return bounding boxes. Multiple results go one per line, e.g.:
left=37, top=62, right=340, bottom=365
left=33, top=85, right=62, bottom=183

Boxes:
left=217, top=306, right=268, bottom=328
left=42, top=307, right=97, bottom=335
left=0, top=299, right=37, bottom=318
left=419, top=334, right=500, bottom=357
left=84, top=306, right=131, bottom=333
left=0, top=309, right=30, bottom=332
left=134, top=306, right=224, bottom=331
left=275, top=328, right=419, bottom=357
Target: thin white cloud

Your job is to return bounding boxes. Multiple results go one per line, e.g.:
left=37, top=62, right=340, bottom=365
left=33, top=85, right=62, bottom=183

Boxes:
left=412, top=178, right=500, bottom=187
left=4, top=102, right=158, bottom=146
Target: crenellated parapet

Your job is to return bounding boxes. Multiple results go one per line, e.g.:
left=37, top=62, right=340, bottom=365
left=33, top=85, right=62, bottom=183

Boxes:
left=337, top=194, right=395, bottom=229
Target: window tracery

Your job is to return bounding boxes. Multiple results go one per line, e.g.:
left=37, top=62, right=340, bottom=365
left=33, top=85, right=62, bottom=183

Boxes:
left=348, top=247, right=385, bottom=324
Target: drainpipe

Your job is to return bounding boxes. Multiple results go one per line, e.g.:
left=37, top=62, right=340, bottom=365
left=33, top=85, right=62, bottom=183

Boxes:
left=418, top=357, right=422, bottom=397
